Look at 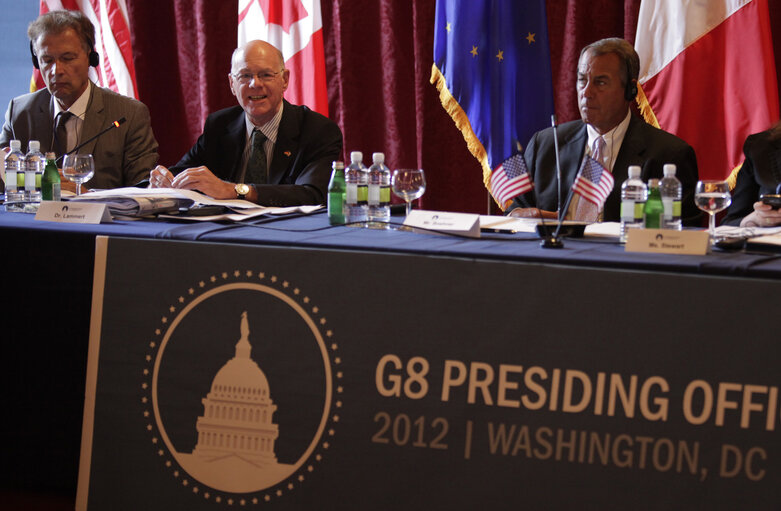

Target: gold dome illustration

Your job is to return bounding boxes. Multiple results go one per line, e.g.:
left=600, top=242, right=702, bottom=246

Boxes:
left=174, top=311, right=294, bottom=493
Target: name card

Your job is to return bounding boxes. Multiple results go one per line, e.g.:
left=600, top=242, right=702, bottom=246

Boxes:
left=625, top=228, right=709, bottom=255
left=35, top=200, right=112, bottom=224
left=404, top=209, right=480, bottom=238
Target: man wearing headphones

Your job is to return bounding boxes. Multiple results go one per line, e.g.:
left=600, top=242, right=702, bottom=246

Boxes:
left=0, top=10, right=158, bottom=193
left=507, top=38, right=700, bottom=225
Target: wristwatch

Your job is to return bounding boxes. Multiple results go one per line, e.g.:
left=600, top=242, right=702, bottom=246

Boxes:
left=235, top=183, right=250, bottom=200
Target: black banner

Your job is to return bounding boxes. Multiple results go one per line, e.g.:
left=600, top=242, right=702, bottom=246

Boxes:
left=78, top=236, right=781, bottom=510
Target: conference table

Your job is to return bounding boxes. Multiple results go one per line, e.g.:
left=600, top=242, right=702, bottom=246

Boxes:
left=2, top=207, right=780, bottom=510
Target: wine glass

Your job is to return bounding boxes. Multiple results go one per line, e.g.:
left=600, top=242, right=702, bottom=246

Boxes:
left=694, top=180, right=731, bottom=242
left=62, top=153, right=95, bottom=196
left=391, top=169, right=426, bottom=216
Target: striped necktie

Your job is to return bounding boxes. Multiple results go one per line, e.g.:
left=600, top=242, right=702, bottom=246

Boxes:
left=245, top=128, right=268, bottom=184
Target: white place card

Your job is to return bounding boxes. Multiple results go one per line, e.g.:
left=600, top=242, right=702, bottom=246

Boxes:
left=404, top=209, right=480, bottom=238
left=625, top=228, right=709, bottom=255
left=35, top=200, right=112, bottom=224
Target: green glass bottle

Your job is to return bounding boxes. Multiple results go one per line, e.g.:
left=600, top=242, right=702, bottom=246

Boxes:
left=41, top=152, right=61, bottom=201
left=328, top=161, right=346, bottom=225
left=644, top=178, right=664, bottom=229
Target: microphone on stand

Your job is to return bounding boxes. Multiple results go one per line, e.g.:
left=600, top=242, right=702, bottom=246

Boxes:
left=56, top=117, right=126, bottom=165
left=540, top=114, right=567, bottom=248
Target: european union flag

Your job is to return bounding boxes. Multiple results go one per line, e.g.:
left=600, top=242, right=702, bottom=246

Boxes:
left=431, top=0, right=554, bottom=209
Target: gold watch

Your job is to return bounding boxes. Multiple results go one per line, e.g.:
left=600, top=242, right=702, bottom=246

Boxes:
left=235, top=183, right=250, bottom=200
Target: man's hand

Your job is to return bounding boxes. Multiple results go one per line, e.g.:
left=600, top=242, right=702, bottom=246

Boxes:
left=508, top=207, right=558, bottom=219
left=149, top=165, right=174, bottom=188
left=170, top=166, right=235, bottom=199
left=740, top=201, right=781, bottom=227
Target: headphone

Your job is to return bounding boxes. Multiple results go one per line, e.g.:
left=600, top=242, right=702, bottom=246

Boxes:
left=623, top=56, right=638, bottom=101
left=30, top=37, right=100, bottom=70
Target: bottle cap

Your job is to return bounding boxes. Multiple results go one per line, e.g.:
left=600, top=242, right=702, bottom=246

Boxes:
left=350, top=151, right=363, bottom=163
left=29, top=140, right=40, bottom=152
left=45, top=152, right=56, bottom=160
left=372, top=152, right=385, bottom=164
left=332, top=160, right=344, bottom=169
left=648, top=178, right=660, bottom=188
left=628, top=165, right=641, bottom=178
left=10, top=139, right=21, bottom=150
left=663, top=164, right=676, bottom=177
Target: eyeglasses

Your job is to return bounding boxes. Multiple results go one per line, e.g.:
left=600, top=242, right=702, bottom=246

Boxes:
left=232, top=69, right=284, bottom=85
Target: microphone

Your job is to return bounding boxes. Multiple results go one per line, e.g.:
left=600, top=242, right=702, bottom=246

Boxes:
left=56, top=117, right=126, bottom=164
left=541, top=115, right=567, bottom=248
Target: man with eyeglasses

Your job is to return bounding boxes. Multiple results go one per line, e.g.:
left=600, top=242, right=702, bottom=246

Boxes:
left=149, top=40, right=343, bottom=206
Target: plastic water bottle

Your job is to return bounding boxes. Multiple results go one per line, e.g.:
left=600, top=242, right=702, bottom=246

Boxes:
left=644, top=178, right=664, bottom=228
left=25, top=140, right=45, bottom=207
left=327, top=161, right=346, bottom=225
left=620, top=165, right=647, bottom=243
left=344, top=151, right=368, bottom=225
left=367, top=152, right=391, bottom=225
left=660, top=163, right=682, bottom=230
left=5, top=140, right=25, bottom=211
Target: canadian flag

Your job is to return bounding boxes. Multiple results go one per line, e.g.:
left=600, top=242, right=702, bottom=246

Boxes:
left=635, top=0, right=779, bottom=182
left=238, top=0, right=328, bottom=116
left=34, top=0, right=139, bottom=99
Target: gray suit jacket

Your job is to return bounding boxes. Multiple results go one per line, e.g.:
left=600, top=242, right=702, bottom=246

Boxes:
left=508, top=115, right=700, bottom=225
left=1, top=84, right=158, bottom=191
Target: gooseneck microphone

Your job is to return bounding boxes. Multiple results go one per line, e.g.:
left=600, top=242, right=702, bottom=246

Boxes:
left=56, top=117, right=126, bottom=165
left=541, top=114, right=566, bottom=248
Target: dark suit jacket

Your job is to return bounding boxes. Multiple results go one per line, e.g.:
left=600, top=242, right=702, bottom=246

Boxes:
left=722, top=129, right=781, bottom=225
left=0, top=84, right=158, bottom=191
left=170, top=100, right=343, bottom=206
left=508, top=115, right=700, bottom=225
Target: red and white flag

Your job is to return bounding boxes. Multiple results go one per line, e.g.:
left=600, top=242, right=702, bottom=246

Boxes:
left=635, top=0, right=779, bottom=182
left=238, top=0, right=328, bottom=116
left=33, top=0, right=139, bottom=99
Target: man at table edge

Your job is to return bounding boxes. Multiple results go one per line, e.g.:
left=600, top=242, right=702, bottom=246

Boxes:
left=506, top=38, right=700, bottom=226
left=148, top=40, right=343, bottom=207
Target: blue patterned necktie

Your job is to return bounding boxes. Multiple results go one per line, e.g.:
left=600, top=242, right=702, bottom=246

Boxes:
left=245, top=128, right=268, bottom=184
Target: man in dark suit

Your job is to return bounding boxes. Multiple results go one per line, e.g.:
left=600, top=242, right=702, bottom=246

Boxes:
left=507, top=38, right=700, bottom=225
left=0, top=10, right=158, bottom=192
left=149, top=40, right=342, bottom=206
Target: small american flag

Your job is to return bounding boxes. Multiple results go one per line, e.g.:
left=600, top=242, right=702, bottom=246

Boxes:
left=490, top=153, right=533, bottom=209
left=571, top=156, right=614, bottom=208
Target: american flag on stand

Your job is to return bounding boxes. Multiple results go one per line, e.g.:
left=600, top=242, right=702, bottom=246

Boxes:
left=33, top=0, right=139, bottom=99
left=571, top=156, right=614, bottom=209
left=489, top=153, right=533, bottom=209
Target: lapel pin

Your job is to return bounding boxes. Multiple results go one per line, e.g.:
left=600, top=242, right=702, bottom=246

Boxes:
left=284, top=151, right=291, bottom=157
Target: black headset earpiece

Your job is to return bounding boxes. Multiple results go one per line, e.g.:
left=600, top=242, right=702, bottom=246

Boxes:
left=29, top=38, right=100, bottom=70
left=625, top=79, right=638, bottom=101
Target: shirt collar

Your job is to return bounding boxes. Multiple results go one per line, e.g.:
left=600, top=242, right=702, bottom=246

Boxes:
left=586, top=109, right=631, bottom=172
left=52, top=81, right=92, bottom=121
left=244, top=101, right=284, bottom=144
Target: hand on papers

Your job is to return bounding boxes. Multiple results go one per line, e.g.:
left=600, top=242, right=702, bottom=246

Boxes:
left=507, top=207, right=558, bottom=220
left=149, top=165, right=235, bottom=199
left=740, top=201, right=781, bottom=227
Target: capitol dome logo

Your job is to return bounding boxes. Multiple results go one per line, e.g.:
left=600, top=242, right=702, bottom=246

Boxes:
left=143, top=272, right=342, bottom=504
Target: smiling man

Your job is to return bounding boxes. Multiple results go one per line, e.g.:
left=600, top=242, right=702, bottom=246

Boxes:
left=0, top=10, right=158, bottom=192
left=149, top=40, right=343, bottom=206
left=507, top=38, right=700, bottom=225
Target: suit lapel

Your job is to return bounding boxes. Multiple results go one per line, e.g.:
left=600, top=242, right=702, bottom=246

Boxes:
left=79, top=85, right=106, bottom=155
left=222, top=114, right=246, bottom=181
left=31, top=91, right=54, bottom=151
left=269, top=101, right=300, bottom=184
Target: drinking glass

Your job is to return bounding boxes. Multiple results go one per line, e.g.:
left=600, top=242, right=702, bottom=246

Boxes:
left=62, top=153, right=95, bottom=196
left=694, top=180, right=731, bottom=242
left=391, top=169, right=426, bottom=216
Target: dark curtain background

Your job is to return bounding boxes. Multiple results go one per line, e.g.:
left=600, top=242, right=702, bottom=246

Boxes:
left=128, top=0, right=781, bottom=214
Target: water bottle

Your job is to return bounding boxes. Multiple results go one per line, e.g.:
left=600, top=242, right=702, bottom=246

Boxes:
left=660, top=163, right=682, bottom=230
left=620, top=165, right=647, bottom=243
left=5, top=140, right=25, bottom=211
left=644, top=178, right=664, bottom=229
left=344, top=151, right=368, bottom=225
left=367, top=152, right=391, bottom=225
left=25, top=140, right=45, bottom=207
left=327, top=161, right=346, bottom=225
left=42, top=152, right=61, bottom=201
